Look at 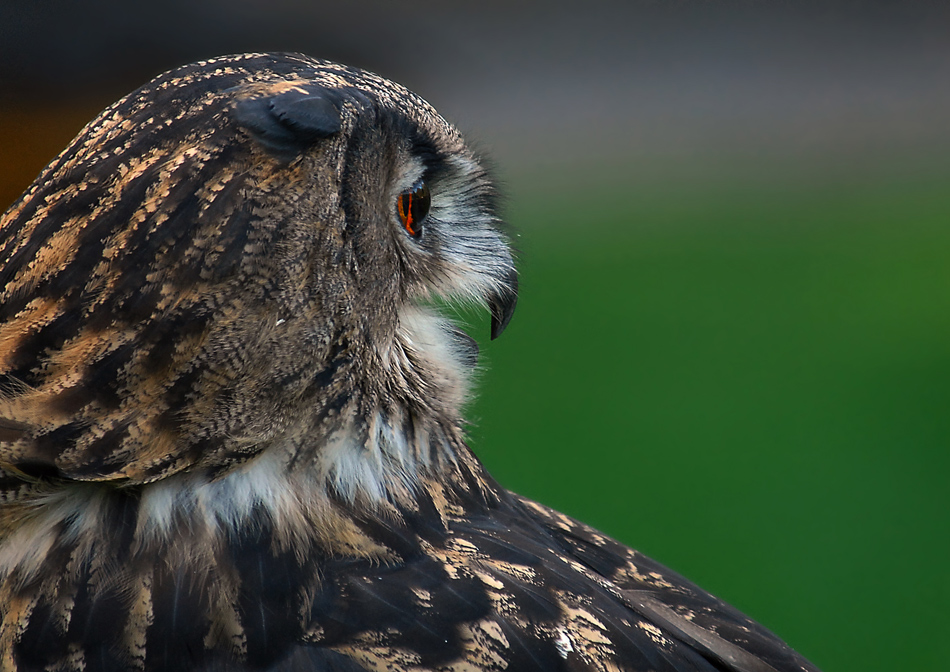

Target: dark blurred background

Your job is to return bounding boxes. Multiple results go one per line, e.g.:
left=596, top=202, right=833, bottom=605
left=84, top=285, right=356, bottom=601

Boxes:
left=2, top=2, right=949, bottom=670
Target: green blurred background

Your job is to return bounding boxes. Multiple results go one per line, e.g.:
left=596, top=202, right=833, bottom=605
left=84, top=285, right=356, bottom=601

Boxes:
left=2, top=3, right=949, bottom=670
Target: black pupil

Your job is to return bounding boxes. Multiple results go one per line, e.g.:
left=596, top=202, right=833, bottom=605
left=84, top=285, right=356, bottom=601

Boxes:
left=398, top=180, right=430, bottom=237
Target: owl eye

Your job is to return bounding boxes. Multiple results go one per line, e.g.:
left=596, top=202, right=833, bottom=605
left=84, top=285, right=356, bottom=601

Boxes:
left=396, top=179, right=430, bottom=238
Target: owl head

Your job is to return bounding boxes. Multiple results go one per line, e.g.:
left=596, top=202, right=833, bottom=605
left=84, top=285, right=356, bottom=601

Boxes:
left=0, top=53, right=517, bottom=499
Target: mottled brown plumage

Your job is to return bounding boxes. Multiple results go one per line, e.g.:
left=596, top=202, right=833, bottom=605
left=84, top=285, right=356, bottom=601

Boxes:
left=0, top=53, right=819, bottom=671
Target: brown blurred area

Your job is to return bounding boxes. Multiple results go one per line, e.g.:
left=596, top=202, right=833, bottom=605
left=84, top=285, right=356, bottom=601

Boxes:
left=3, top=1, right=950, bottom=211
left=0, top=104, right=104, bottom=207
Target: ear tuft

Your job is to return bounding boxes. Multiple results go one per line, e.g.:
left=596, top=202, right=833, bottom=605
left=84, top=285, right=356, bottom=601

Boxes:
left=234, top=87, right=344, bottom=158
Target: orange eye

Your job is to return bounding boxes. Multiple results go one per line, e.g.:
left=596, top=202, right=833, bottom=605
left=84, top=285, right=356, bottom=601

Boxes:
left=396, top=179, right=430, bottom=238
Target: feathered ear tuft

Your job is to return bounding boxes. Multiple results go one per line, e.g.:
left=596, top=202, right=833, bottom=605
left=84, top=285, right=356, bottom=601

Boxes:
left=234, top=87, right=344, bottom=158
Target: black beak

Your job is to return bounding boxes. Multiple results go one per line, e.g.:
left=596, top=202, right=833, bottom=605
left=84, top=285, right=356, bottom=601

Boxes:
left=488, top=269, right=518, bottom=340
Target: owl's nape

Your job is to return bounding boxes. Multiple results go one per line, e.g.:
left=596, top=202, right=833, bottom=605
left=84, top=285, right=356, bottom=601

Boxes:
left=0, top=53, right=818, bottom=672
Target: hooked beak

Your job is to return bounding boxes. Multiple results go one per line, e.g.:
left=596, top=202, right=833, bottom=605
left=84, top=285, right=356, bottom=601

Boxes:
left=488, top=269, right=518, bottom=340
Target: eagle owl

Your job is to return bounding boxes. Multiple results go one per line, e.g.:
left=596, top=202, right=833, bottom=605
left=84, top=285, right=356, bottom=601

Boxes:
left=0, top=53, right=819, bottom=672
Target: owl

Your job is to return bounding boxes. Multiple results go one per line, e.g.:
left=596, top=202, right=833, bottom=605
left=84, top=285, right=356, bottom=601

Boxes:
left=0, top=53, right=820, bottom=672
